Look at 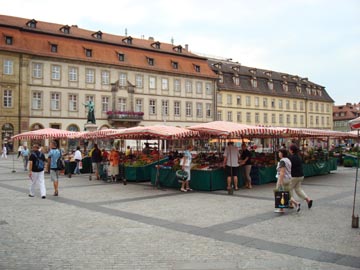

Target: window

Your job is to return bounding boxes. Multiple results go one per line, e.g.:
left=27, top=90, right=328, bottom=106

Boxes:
left=278, top=99, right=283, bottom=109
left=102, top=96, right=109, bottom=112
left=69, top=95, right=77, bottom=111
left=219, top=74, right=224, bottom=83
left=255, top=97, right=259, bottom=107
left=309, top=102, right=313, bottom=111
left=264, top=113, right=268, bottom=123
left=237, top=112, right=242, bottom=122
left=300, top=115, right=304, bottom=125
left=60, top=25, right=70, bottom=34
left=293, top=115, right=297, bottom=124
left=85, top=95, right=94, bottom=103
left=101, top=70, right=110, bottom=85
left=161, top=78, right=169, bottom=90
left=32, top=92, right=42, bottom=109
left=174, top=101, right=180, bottom=116
left=300, top=101, right=304, bottom=111
left=149, top=76, right=156, bottom=89
left=196, top=103, right=203, bottom=117
left=237, top=96, right=241, bottom=106
left=135, top=75, right=143, bottom=88
left=51, top=93, right=60, bottom=110
left=174, top=79, right=181, bottom=92
left=67, top=67, right=78, bottom=82
left=85, top=69, right=95, bottom=84
left=279, top=114, right=283, bottom=124
left=217, top=93, right=222, bottom=104
left=246, top=96, right=251, bottom=106
left=123, top=37, right=133, bottom=44
left=85, top=49, right=92, bottom=57
left=286, top=114, right=290, bottom=124
left=205, top=83, right=212, bottom=95
left=32, top=63, right=43, bottom=78
left=147, top=57, right=154, bottom=66
left=27, top=19, right=37, bottom=28
left=118, top=98, right=127, bottom=111
left=185, top=80, right=192, bottom=93
left=50, top=44, right=58, bottom=53
left=5, top=36, right=13, bottom=45
left=326, top=104, right=330, bottom=113
left=186, top=102, right=192, bottom=117
left=206, top=103, right=212, bottom=118
left=321, top=103, right=325, bottom=113
left=272, top=113, right=276, bottom=124
left=149, top=99, right=156, bottom=115
left=119, top=73, right=127, bottom=87
left=310, top=116, right=314, bottom=125
left=315, top=103, right=319, bottom=112
left=233, top=76, right=240, bottom=86
left=315, top=116, right=319, bottom=125
left=293, top=101, right=297, bottom=111
left=135, top=99, right=143, bottom=112
left=227, top=111, right=232, bottom=121
left=172, top=61, right=178, bottom=69
left=255, top=113, right=260, bottom=123
left=51, top=65, right=61, bottom=80
left=217, top=111, right=222, bottom=121
left=268, top=81, right=274, bottom=90
left=326, top=117, right=330, bottom=126
left=196, top=82, right=202, bottom=94
left=271, top=99, right=275, bottom=108
left=251, top=78, right=257, bottom=88
left=152, top=42, right=160, bottom=49
left=194, top=65, right=200, bottom=72
left=161, top=100, right=169, bottom=116
left=286, top=100, right=290, bottom=110
left=283, top=83, right=288, bottom=92
left=227, top=94, right=232, bottom=105
left=246, top=112, right=251, bottom=123
left=263, top=98, right=268, bottom=108
left=118, top=53, right=125, bottom=62
left=3, top=89, right=12, bottom=108
left=3, top=60, right=13, bottom=75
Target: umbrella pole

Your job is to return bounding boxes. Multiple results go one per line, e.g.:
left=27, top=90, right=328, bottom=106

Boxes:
left=12, top=153, right=16, bottom=173
left=352, top=129, right=359, bottom=228
left=155, top=138, right=161, bottom=189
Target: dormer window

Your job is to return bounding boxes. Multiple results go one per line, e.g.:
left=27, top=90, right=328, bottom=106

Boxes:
left=151, top=41, right=161, bottom=49
left=213, top=62, right=222, bottom=69
left=282, top=82, right=288, bottom=92
left=5, top=36, right=13, bottom=45
left=194, top=65, right=200, bottom=72
left=173, top=45, right=182, bottom=53
left=268, top=80, right=274, bottom=90
left=306, top=87, right=311, bottom=95
left=122, top=36, right=133, bottom=45
left=147, top=57, right=154, bottom=66
left=232, top=65, right=241, bottom=72
left=92, top=31, right=102, bottom=40
left=233, top=76, right=240, bottom=86
left=249, top=68, right=257, bottom=75
left=251, top=78, right=257, bottom=88
left=296, top=85, right=302, bottom=93
left=281, top=74, right=288, bottom=80
left=60, top=25, right=70, bottom=34
left=50, top=43, right=58, bottom=53
left=264, top=71, right=272, bottom=78
left=118, top=53, right=125, bottom=62
left=85, top=48, right=92, bottom=57
left=26, top=19, right=37, bottom=28
left=171, top=61, right=178, bottom=69
left=318, top=89, right=322, bottom=96
left=219, top=74, right=224, bottom=83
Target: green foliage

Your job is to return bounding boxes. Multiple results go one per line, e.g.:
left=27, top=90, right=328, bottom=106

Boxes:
left=343, top=159, right=354, bottom=167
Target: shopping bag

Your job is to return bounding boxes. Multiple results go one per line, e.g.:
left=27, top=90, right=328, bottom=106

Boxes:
left=79, top=161, right=83, bottom=169
left=274, top=187, right=290, bottom=208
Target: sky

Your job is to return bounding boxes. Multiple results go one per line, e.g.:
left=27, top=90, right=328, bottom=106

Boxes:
left=1, top=0, right=359, bottom=105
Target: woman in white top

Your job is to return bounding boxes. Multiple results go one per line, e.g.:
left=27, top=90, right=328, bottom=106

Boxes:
left=73, top=146, right=82, bottom=174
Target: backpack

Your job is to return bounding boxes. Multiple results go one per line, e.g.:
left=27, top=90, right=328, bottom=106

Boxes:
left=56, top=150, right=65, bottom=170
left=34, top=152, right=45, bottom=171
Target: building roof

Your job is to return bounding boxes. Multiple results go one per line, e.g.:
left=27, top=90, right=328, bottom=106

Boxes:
left=0, top=14, right=217, bottom=79
left=208, top=59, right=334, bottom=102
left=333, top=103, right=360, bottom=121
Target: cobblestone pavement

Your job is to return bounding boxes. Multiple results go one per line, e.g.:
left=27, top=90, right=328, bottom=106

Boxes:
left=0, top=154, right=359, bottom=270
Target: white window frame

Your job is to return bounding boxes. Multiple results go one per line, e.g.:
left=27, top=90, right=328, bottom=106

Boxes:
left=32, top=91, right=42, bottom=109
left=85, top=69, right=95, bottom=84
left=68, top=67, right=78, bottom=82
left=149, top=76, right=156, bottom=89
left=161, top=78, right=169, bottom=90
left=51, top=92, right=60, bottom=110
left=196, top=82, right=202, bottom=94
left=196, top=103, right=203, bottom=118
left=3, top=60, right=13, bottom=75
left=119, top=73, right=127, bottom=86
left=3, top=89, right=13, bottom=108
left=135, top=74, right=143, bottom=88
left=68, top=94, right=78, bottom=111
left=135, top=99, right=143, bottom=112
left=51, top=65, right=61, bottom=80
left=149, top=99, right=156, bottom=115
left=174, top=79, right=181, bottom=92
left=101, top=70, right=110, bottom=85
left=174, top=101, right=180, bottom=116
left=32, top=63, right=43, bottom=78
left=102, top=96, right=109, bottom=112
left=206, top=103, right=212, bottom=118
left=118, top=98, right=127, bottom=111
left=185, top=80, right=192, bottom=93
left=186, top=102, right=192, bottom=117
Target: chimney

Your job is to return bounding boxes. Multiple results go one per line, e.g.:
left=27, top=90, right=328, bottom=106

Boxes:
left=185, top=44, right=189, bottom=51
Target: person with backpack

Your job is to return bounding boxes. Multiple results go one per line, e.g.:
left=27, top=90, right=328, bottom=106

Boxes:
left=47, top=141, right=62, bottom=196
left=28, top=144, right=46, bottom=199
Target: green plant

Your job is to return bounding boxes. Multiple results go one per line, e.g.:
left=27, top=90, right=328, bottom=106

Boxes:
left=343, top=159, right=354, bottom=167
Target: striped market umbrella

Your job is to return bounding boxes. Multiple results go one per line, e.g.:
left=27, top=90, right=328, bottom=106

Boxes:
left=11, top=128, right=78, bottom=141
left=349, top=116, right=360, bottom=130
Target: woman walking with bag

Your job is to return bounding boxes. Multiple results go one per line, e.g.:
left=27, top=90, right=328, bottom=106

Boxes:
left=47, top=141, right=62, bottom=196
left=275, top=149, right=301, bottom=213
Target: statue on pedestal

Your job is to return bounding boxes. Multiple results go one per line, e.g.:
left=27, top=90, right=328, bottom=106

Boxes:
left=84, top=100, right=96, bottom=124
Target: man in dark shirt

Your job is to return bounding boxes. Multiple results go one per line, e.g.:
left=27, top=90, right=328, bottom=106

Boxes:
left=28, top=144, right=46, bottom=199
left=239, top=143, right=252, bottom=189
left=91, top=144, right=102, bottom=180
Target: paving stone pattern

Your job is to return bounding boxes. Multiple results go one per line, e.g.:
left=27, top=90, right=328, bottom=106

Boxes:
left=0, top=155, right=359, bottom=269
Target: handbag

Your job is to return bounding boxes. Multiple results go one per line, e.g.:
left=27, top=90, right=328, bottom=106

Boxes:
left=274, top=186, right=290, bottom=208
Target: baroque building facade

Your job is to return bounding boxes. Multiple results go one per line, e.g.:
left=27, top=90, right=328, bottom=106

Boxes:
left=209, top=59, right=334, bottom=129
left=0, top=15, right=217, bottom=146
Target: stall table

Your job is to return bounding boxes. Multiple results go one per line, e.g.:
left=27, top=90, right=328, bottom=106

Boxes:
left=125, top=158, right=168, bottom=182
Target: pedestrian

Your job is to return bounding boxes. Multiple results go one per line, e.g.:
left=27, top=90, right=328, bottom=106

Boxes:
left=21, top=145, right=30, bottom=171
left=223, top=141, right=240, bottom=191
left=1, top=144, right=7, bottom=159
left=47, top=141, right=62, bottom=196
left=180, top=145, right=193, bottom=192
left=275, top=149, right=300, bottom=213
left=288, top=144, right=313, bottom=209
left=17, top=144, right=24, bottom=158
left=28, top=144, right=46, bottom=199
left=73, top=146, right=82, bottom=175
left=90, top=144, right=102, bottom=180
left=239, top=143, right=252, bottom=189
left=108, top=147, right=120, bottom=182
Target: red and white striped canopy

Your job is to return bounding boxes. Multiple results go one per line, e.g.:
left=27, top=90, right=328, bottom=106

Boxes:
left=109, top=125, right=198, bottom=140
left=74, top=129, right=121, bottom=140
left=11, top=128, right=78, bottom=141
left=349, top=116, right=360, bottom=130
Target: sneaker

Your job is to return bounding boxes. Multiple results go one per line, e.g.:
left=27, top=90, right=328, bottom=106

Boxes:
left=296, top=203, right=301, bottom=212
left=28, top=194, right=34, bottom=197
left=186, top=188, right=193, bottom=192
left=180, top=188, right=187, bottom=192
left=307, top=200, right=313, bottom=209
left=274, top=208, right=285, bottom=213
left=41, top=196, right=46, bottom=199
left=123, top=180, right=127, bottom=185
